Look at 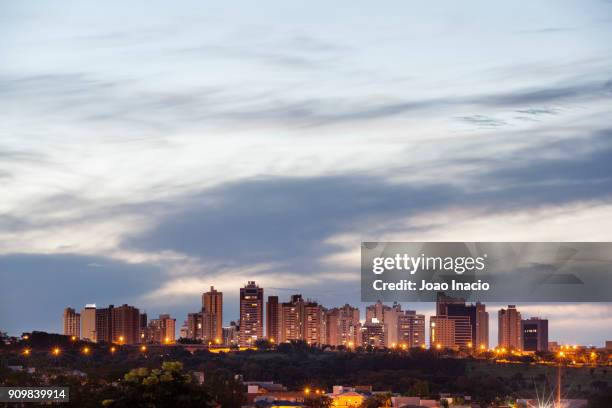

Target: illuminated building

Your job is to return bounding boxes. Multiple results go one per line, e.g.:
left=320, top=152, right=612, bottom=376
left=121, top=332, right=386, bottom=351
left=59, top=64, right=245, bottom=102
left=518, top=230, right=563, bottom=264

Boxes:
left=148, top=314, right=176, bottom=344
left=202, top=286, right=223, bottom=343
left=63, top=307, right=80, bottom=338
left=266, top=295, right=281, bottom=342
left=498, top=305, right=522, bottom=349
left=239, top=281, right=264, bottom=345
left=522, top=317, right=548, bottom=352
left=80, top=304, right=97, bottom=342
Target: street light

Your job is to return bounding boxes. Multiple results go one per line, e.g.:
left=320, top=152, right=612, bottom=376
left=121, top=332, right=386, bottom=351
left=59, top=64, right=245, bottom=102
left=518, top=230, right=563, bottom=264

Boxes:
left=70, top=336, right=77, bottom=342
left=23, top=348, right=30, bottom=356
left=82, top=347, right=90, bottom=355
left=52, top=347, right=61, bottom=356
left=118, top=336, right=125, bottom=344
left=140, top=345, right=147, bottom=352
left=110, top=346, right=116, bottom=354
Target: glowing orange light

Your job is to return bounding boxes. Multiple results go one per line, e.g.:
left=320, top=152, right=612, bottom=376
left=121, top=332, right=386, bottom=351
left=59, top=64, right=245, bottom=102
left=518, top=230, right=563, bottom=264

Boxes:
left=558, top=351, right=565, bottom=357
left=82, top=347, right=90, bottom=355
left=436, top=344, right=442, bottom=349
left=480, top=345, right=486, bottom=350
left=52, top=347, right=61, bottom=356
left=467, top=342, right=473, bottom=348
left=23, top=335, right=29, bottom=340
left=23, top=348, right=30, bottom=356
left=140, top=345, right=147, bottom=352
left=110, top=346, right=116, bottom=353
left=304, top=388, right=310, bottom=394
left=70, top=336, right=77, bottom=341
left=118, top=336, right=125, bottom=344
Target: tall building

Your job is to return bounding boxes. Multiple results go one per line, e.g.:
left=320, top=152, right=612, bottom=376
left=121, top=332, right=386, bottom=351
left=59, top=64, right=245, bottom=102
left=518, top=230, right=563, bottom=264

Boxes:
left=139, top=313, right=148, bottom=343
left=112, top=304, right=140, bottom=345
left=398, top=310, right=425, bottom=348
left=382, top=303, right=402, bottom=347
left=498, top=305, right=522, bottom=350
left=302, top=300, right=324, bottom=345
left=202, top=286, right=223, bottom=343
left=475, top=302, right=489, bottom=349
left=430, top=293, right=489, bottom=348
left=95, top=305, right=114, bottom=343
left=80, top=304, right=97, bottom=342
left=222, top=321, right=240, bottom=346
left=521, top=317, right=548, bottom=352
left=179, top=322, right=189, bottom=339
left=431, top=293, right=483, bottom=348
left=326, top=304, right=362, bottom=347
left=280, top=294, right=302, bottom=342
left=239, top=281, right=264, bottom=346
left=361, top=321, right=385, bottom=348
left=266, top=295, right=281, bottom=342
left=187, top=312, right=203, bottom=340
left=63, top=307, right=80, bottom=338
left=148, top=314, right=176, bottom=344
left=366, top=300, right=390, bottom=324
left=430, top=316, right=456, bottom=348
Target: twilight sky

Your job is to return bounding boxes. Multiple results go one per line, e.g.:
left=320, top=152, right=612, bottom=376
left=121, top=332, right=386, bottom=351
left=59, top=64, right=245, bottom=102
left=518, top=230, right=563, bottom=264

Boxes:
left=1, top=1, right=612, bottom=345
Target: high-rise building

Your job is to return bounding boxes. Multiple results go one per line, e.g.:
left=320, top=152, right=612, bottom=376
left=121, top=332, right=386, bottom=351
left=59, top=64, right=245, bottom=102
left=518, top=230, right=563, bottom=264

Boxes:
left=202, top=286, right=223, bottom=343
left=325, top=308, right=340, bottom=346
left=361, top=320, right=385, bottom=348
left=366, top=300, right=390, bottom=324
left=498, top=305, right=522, bottom=350
left=80, top=304, right=97, bottom=342
left=302, top=301, right=323, bottom=345
left=179, top=322, right=189, bottom=339
left=63, top=307, right=80, bottom=338
left=187, top=312, right=203, bottom=340
left=139, top=313, right=148, bottom=343
left=239, top=281, right=264, bottom=346
left=475, top=302, right=489, bottom=349
left=279, top=294, right=324, bottom=345
left=280, top=294, right=302, bottom=342
left=326, top=304, right=362, bottom=347
left=95, top=305, right=114, bottom=343
left=266, top=295, right=281, bottom=342
left=112, top=304, right=140, bottom=345
left=222, top=321, right=240, bottom=346
left=148, top=314, right=176, bottom=344
left=431, top=293, right=485, bottom=349
left=337, top=304, right=361, bottom=347
left=398, top=310, right=426, bottom=348
left=430, top=316, right=456, bottom=348
left=521, top=317, right=548, bottom=352
left=382, top=303, right=402, bottom=347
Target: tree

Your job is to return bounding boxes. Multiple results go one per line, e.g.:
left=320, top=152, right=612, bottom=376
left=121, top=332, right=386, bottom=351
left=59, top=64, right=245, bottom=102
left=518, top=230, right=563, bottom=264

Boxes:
left=101, top=361, right=215, bottom=408
left=361, top=393, right=392, bottom=408
left=304, top=395, right=333, bottom=407
left=407, top=380, right=429, bottom=397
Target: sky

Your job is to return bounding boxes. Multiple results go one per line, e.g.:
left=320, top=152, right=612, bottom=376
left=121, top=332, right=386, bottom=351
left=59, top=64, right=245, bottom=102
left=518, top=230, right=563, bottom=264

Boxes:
left=1, top=0, right=612, bottom=345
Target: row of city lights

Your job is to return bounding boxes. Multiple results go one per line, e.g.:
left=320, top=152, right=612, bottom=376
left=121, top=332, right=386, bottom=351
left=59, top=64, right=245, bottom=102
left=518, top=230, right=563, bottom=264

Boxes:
left=21, top=345, right=149, bottom=357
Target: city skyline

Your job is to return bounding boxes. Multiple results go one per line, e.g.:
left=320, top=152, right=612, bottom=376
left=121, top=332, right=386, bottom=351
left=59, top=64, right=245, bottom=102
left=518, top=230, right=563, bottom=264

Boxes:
left=51, top=283, right=609, bottom=348
left=1, top=1, right=612, bottom=346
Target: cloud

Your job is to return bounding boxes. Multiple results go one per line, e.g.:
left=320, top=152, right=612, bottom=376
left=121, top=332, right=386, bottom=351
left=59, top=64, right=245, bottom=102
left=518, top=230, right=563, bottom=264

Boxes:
left=2, top=70, right=609, bottom=130
left=456, top=115, right=508, bottom=128
left=515, top=108, right=560, bottom=116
